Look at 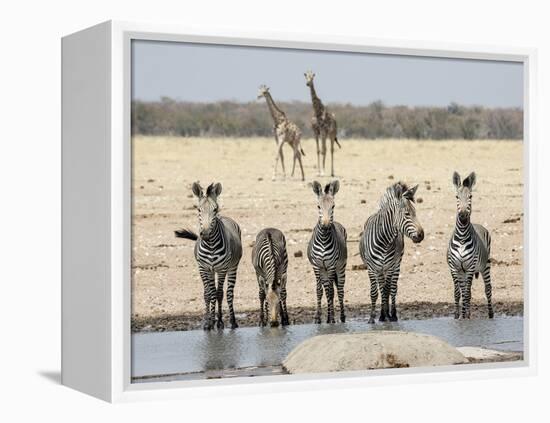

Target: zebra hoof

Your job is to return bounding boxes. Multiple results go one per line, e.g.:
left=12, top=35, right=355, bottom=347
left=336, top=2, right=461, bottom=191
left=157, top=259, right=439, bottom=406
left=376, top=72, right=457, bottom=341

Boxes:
left=314, top=316, right=321, bottom=324
left=230, top=320, right=238, bottom=329
left=340, top=315, right=346, bottom=323
left=454, top=313, right=460, bottom=319
left=488, top=309, right=494, bottom=318
left=216, top=320, right=224, bottom=329
left=389, top=315, right=398, bottom=322
left=202, top=321, right=213, bottom=331
left=282, top=316, right=290, bottom=326
left=379, top=315, right=386, bottom=322
left=368, top=317, right=375, bottom=324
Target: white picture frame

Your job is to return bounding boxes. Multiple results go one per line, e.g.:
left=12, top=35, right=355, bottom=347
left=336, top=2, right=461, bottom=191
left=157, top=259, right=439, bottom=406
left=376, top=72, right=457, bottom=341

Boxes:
left=61, top=20, right=537, bottom=403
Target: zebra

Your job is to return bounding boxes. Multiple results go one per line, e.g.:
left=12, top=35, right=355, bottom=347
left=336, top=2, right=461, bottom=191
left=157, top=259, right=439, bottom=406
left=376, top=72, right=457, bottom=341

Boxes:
left=359, top=182, right=424, bottom=323
left=251, top=228, right=289, bottom=327
left=174, top=182, right=243, bottom=330
left=447, top=171, right=494, bottom=319
left=307, top=180, right=347, bottom=324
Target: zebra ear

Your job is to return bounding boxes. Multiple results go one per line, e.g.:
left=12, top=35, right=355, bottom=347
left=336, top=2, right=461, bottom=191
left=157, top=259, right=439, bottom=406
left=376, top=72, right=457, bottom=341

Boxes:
left=191, top=182, right=203, bottom=198
left=452, top=172, right=461, bottom=190
left=326, top=180, right=340, bottom=195
left=463, top=172, right=476, bottom=189
left=404, top=184, right=418, bottom=201
left=311, top=181, right=323, bottom=196
left=206, top=182, right=222, bottom=198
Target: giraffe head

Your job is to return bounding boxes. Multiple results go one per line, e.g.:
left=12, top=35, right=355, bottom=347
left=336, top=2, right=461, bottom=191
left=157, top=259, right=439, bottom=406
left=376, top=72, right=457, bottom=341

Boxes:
left=191, top=181, right=222, bottom=241
left=311, top=180, right=339, bottom=228
left=452, top=171, right=476, bottom=224
left=257, top=85, right=270, bottom=100
left=304, top=70, right=316, bottom=87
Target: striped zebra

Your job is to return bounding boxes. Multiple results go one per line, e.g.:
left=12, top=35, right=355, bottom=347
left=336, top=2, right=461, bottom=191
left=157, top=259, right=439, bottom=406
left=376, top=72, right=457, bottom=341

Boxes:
left=307, top=180, right=347, bottom=324
left=174, top=182, right=243, bottom=330
left=359, top=182, right=424, bottom=323
left=447, top=171, right=493, bottom=319
left=251, top=228, right=289, bottom=327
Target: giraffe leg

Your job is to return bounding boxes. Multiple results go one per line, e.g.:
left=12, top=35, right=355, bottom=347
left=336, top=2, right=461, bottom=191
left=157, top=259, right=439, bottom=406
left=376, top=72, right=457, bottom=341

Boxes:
left=315, top=134, right=321, bottom=176
left=482, top=265, right=494, bottom=318
left=321, top=133, right=327, bottom=176
left=330, top=137, right=335, bottom=177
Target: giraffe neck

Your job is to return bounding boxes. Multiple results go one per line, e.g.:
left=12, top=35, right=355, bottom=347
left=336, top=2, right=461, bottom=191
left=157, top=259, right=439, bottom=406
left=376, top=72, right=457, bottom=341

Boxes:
left=264, top=92, right=286, bottom=125
left=309, top=83, right=325, bottom=119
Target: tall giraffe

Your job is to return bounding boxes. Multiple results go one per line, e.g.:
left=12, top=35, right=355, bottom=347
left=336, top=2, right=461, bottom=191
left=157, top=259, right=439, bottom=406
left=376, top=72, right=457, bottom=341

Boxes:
left=258, top=85, right=306, bottom=181
left=304, top=71, right=341, bottom=177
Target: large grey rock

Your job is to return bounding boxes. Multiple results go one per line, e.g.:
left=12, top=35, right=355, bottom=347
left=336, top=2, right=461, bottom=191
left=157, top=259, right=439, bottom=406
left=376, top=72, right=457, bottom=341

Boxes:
left=457, top=346, right=523, bottom=363
left=283, top=331, right=468, bottom=374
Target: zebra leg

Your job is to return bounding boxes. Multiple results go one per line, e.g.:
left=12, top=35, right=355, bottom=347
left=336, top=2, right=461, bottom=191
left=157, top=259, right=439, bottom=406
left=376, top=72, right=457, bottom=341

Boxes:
left=323, top=278, right=335, bottom=324
left=280, top=273, right=289, bottom=326
left=258, top=276, right=266, bottom=327
left=367, top=270, right=379, bottom=324
left=450, top=270, right=461, bottom=319
left=482, top=265, right=494, bottom=318
left=389, top=269, right=400, bottom=322
left=199, top=267, right=216, bottom=330
left=314, top=268, right=322, bottom=324
left=336, top=267, right=346, bottom=323
left=379, top=277, right=391, bottom=322
left=216, top=271, right=226, bottom=329
left=461, top=273, right=474, bottom=319
left=226, top=267, right=239, bottom=329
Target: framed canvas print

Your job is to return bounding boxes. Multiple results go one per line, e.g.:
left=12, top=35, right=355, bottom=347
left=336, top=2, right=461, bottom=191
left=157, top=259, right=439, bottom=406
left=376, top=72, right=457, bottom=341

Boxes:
left=61, top=21, right=537, bottom=402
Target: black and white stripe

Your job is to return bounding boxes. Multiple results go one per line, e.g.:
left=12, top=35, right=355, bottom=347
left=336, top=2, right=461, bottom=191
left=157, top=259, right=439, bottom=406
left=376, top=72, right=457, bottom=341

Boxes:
left=251, top=228, right=289, bottom=327
left=447, top=171, right=493, bottom=319
left=307, top=180, right=347, bottom=324
left=359, top=182, right=424, bottom=323
left=175, top=182, right=243, bottom=330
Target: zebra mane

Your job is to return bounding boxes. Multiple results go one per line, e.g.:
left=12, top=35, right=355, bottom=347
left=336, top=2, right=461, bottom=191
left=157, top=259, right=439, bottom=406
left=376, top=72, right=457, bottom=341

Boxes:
left=378, top=182, right=411, bottom=209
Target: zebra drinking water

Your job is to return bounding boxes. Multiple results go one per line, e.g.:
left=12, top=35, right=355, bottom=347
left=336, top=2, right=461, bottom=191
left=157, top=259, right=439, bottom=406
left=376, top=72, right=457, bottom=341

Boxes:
left=447, top=171, right=494, bottom=319
left=251, top=228, right=289, bottom=327
left=359, top=182, right=424, bottom=323
left=307, top=180, right=348, bottom=324
left=174, top=182, right=243, bottom=330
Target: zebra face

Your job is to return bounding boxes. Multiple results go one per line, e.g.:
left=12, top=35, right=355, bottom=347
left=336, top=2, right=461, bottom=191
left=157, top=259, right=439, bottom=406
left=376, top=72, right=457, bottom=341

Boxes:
left=192, top=181, right=222, bottom=241
left=304, top=70, right=315, bottom=87
left=452, top=171, right=476, bottom=224
left=266, top=286, right=281, bottom=327
left=312, top=180, right=340, bottom=228
left=396, top=184, right=424, bottom=243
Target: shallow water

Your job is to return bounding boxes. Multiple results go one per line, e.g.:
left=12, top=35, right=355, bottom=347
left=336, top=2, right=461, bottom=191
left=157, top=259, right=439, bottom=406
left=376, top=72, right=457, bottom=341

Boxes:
left=132, top=316, right=523, bottom=380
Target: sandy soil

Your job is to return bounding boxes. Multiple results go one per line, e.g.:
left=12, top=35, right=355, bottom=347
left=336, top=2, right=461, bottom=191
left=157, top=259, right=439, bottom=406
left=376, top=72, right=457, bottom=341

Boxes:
left=131, top=137, right=524, bottom=332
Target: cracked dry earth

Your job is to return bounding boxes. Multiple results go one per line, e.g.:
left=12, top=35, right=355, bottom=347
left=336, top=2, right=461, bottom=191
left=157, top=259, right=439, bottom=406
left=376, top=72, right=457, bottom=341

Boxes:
left=131, top=137, right=524, bottom=332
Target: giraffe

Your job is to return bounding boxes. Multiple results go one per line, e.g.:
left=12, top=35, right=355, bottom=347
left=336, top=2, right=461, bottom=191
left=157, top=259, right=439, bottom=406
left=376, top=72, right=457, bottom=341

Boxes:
left=304, top=71, right=341, bottom=177
left=257, top=85, right=306, bottom=181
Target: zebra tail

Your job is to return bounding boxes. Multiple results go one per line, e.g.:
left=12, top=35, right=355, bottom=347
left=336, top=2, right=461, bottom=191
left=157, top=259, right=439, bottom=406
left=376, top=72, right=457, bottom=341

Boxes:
left=335, top=137, right=342, bottom=149
left=475, top=272, right=479, bottom=279
left=174, top=228, right=198, bottom=241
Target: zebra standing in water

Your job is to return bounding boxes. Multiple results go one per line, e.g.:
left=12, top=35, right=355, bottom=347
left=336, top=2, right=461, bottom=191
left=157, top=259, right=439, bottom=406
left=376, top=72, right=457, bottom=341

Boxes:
left=447, top=171, right=493, bottom=319
left=359, top=182, right=424, bottom=323
left=252, top=228, right=289, bottom=327
left=175, top=182, right=243, bottom=330
left=307, top=180, right=347, bottom=324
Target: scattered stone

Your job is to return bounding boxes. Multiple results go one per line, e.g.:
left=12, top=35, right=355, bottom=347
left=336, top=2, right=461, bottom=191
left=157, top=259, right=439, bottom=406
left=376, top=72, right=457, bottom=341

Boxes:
left=503, top=216, right=521, bottom=223
left=258, top=177, right=263, bottom=181
left=416, top=197, right=424, bottom=203
left=361, top=199, right=366, bottom=204
left=283, top=331, right=468, bottom=374
left=351, top=264, right=367, bottom=270
left=388, top=175, right=394, bottom=180
left=294, top=250, right=303, bottom=258
left=147, top=178, right=155, bottom=183
left=426, top=185, right=431, bottom=190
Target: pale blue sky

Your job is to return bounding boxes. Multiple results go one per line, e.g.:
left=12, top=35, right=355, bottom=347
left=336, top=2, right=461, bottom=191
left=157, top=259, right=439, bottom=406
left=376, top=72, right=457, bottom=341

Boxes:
left=132, top=40, right=523, bottom=108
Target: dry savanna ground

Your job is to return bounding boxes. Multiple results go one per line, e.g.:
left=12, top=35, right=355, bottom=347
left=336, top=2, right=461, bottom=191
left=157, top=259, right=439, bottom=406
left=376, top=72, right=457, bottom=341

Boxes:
left=131, top=136, right=524, bottom=332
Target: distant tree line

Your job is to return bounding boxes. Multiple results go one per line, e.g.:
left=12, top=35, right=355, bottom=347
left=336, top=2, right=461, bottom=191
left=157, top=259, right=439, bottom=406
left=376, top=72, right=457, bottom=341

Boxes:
left=132, top=97, right=523, bottom=140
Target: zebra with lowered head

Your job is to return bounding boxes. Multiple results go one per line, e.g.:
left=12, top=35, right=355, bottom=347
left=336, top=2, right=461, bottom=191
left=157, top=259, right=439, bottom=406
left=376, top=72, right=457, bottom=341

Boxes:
left=359, top=182, right=424, bottom=323
left=307, top=180, right=347, bottom=324
left=252, top=228, right=289, bottom=327
left=175, top=182, right=243, bottom=330
left=447, top=171, right=493, bottom=319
